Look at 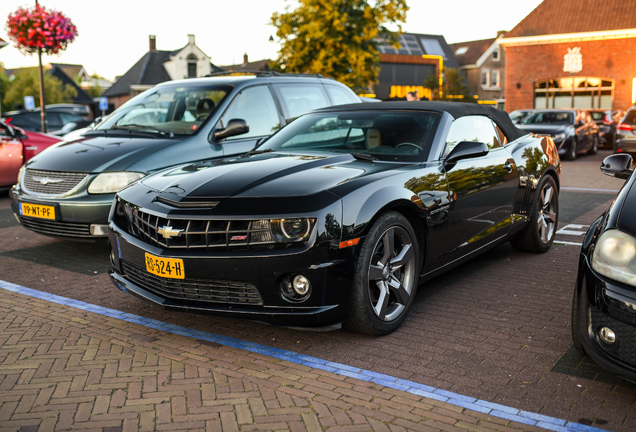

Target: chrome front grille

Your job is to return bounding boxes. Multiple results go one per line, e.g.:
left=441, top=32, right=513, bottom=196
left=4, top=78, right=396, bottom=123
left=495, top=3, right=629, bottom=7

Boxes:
left=121, top=260, right=263, bottom=305
left=131, top=209, right=280, bottom=251
left=23, top=169, right=88, bottom=195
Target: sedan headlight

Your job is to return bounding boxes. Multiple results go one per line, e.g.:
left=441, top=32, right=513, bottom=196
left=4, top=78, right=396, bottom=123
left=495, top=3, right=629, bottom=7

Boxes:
left=552, top=133, right=566, bottom=141
left=88, top=172, right=145, bottom=194
left=591, top=230, right=636, bottom=286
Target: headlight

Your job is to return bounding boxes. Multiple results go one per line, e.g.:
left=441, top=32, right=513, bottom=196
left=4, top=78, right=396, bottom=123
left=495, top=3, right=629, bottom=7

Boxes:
left=271, top=218, right=314, bottom=242
left=552, top=133, right=566, bottom=141
left=591, top=230, right=636, bottom=286
left=88, top=172, right=145, bottom=194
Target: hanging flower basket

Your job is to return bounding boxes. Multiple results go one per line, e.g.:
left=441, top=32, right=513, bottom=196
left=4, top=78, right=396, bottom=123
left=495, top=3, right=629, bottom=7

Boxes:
left=5, top=4, right=78, bottom=56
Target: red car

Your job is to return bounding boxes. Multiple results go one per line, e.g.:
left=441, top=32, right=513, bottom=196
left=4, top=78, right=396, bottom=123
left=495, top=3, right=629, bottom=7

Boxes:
left=0, top=120, right=61, bottom=191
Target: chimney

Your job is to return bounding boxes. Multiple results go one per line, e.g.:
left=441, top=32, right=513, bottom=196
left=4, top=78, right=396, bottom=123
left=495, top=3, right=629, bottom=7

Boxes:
left=188, top=34, right=195, bottom=45
left=149, top=35, right=156, bottom=52
left=243, top=53, right=248, bottom=64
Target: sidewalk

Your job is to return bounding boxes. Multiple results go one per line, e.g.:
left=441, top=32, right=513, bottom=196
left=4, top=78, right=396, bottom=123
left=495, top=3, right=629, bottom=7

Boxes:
left=0, top=284, right=556, bottom=432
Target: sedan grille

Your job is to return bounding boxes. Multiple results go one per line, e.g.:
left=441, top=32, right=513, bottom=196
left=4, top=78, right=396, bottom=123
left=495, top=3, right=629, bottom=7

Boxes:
left=19, top=217, right=91, bottom=238
left=131, top=209, right=281, bottom=251
left=121, top=260, right=263, bottom=305
left=23, top=169, right=88, bottom=195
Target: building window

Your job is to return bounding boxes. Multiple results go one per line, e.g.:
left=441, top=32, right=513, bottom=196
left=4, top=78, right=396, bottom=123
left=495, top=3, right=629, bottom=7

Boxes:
left=492, top=45, right=500, bottom=62
left=187, top=54, right=198, bottom=78
left=491, top=70, right=500, bottom=88
left=481, top=70, right=489, bottom=86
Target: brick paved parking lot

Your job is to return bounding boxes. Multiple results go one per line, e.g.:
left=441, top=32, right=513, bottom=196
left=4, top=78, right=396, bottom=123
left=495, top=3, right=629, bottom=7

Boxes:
left=1, top=150, right=635, bottom=431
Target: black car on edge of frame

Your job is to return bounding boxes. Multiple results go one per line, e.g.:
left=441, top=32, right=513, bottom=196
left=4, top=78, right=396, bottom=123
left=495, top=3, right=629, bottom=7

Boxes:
left=9, top=73, right=360, bottom=239
left=572, top=153, right=636, bottom=382
left=108, top=101, right=561, bottom=335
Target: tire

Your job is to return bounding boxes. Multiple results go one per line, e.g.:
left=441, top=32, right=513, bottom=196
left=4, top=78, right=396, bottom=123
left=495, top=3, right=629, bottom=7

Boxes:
left=344, top=211, right=420, bottom=335
left=588, top=134, right=599, bottom=155
left=571, top=283, right=584, bottom=354
left=511, top=175, right=558, bottom=253
left=564, top=139, right=577, bottom=160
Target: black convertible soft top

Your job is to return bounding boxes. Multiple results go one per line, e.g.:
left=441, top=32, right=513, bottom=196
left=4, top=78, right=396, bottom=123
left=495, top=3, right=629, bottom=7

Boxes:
left=318, top=101, right=528, bottom=142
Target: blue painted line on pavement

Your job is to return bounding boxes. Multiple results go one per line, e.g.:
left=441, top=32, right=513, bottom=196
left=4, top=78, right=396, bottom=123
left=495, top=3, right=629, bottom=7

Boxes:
left=0, top=279, right=608, bottom=432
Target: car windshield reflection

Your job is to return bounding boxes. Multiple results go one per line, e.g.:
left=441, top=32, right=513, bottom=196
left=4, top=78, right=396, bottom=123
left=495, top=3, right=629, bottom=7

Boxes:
left=258, top=111, right=441, bottom=162
left=96, top=85, right=231, bottom=136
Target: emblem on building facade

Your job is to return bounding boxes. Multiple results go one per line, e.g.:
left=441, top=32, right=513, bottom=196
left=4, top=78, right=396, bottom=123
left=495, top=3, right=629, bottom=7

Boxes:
left=563, top=47, right=583, bottom=73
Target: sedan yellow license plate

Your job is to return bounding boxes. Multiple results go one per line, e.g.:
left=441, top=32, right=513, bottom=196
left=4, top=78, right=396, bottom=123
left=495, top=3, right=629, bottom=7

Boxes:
left=145, top=253, right=185, bottom=279
left=19, top=202, right=55, bottom=220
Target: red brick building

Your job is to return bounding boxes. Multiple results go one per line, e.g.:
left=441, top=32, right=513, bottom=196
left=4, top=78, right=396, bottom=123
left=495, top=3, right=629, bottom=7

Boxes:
left=500, top=0, right=636, bottom=112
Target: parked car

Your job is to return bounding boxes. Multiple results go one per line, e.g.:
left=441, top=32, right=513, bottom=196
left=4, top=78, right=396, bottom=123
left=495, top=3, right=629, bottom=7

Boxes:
left=572, top=153, right=636, bottom=383
left=10, top=73, right=361, bottom=239
left=587, top=109, right=625, bottom=149
left=3, top=106, right=92, bottom=135
left=508, top=109, right=535, bottom=124
left=108, top=101, right=561, bottom=334
left=0, top=120, right=61, bottom=191
left=517, top=109, right=599, bottom=160
left=614, top=107, right=636, bottom=154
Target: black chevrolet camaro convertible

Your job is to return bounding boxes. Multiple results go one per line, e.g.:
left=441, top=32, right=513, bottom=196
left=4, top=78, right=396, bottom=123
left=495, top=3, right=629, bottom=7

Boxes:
left=108, top=102, right=561, bottom=335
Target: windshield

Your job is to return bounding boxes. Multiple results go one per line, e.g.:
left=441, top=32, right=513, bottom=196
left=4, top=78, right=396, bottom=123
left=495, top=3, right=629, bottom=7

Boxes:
left=522, top=111, right=573, bottom=125
left=97, top=85, right=230, bottom=136
left=258, top=111, right=441, bottom=162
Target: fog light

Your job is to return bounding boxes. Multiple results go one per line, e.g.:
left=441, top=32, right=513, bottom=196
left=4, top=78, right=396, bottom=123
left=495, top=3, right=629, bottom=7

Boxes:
left=109, top=244, right=117, bottom=266
left=293, top=275, right=311, bottom=295
left=280, top=274, right=311, bottom=302
left=90, top=224, right=109, bottom=236
left=599, top=327, right=616, bottom=345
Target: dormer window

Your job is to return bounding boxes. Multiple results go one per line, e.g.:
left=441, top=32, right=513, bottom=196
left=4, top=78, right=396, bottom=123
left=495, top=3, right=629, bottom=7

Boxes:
left=187, top=54, right=198, bottom=78
left=492, top=45, right=500, bottom=62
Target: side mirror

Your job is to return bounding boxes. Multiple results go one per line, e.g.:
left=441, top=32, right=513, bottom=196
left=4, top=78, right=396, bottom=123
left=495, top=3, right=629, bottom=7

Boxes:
left=213, top=119, right=249, bottom=141
left=600, top=153, right=633, bottom=180
left=444, top=141, right=489, bottom=165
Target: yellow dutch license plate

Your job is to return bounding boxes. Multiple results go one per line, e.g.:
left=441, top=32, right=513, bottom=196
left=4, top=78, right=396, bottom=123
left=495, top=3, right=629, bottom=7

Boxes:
left=19, top=202, right=55, bottom=220
left=145, top=253, right=185, bottom=279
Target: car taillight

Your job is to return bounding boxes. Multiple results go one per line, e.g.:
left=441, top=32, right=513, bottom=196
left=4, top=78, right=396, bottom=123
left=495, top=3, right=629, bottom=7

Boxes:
left=602, top=119, right=611, bottom=125
left=5, top=117, right=11, bottom=123
left=618, top=123, right=633, bottom=131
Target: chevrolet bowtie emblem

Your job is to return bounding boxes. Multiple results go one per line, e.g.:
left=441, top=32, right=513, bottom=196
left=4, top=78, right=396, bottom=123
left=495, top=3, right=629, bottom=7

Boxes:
left=32, top=176, right=64, bottom=185
left=157, top=226, right=184, bottom=240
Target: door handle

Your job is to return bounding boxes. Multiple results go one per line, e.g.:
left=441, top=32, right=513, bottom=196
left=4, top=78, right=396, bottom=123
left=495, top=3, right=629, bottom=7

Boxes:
left=503, top=161, right=514, bottom=173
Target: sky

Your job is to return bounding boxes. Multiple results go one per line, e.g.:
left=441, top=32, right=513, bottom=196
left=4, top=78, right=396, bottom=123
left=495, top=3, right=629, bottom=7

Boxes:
left=0, top=0, right=544, bottom=81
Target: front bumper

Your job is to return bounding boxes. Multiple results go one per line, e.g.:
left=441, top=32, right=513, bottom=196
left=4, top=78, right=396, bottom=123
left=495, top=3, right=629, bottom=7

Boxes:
left=10, top=187, right=114, bottom=238
left=574, top=254, right=636, bottom=383
left=108, top=222, right=355, bottom=328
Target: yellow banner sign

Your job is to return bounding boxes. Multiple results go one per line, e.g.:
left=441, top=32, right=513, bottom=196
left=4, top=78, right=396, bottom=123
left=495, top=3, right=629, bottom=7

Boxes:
left=389, top=86, right=432, bottom=100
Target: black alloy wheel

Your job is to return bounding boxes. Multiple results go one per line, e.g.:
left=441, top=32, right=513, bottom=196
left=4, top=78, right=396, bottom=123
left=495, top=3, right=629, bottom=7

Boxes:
left=565, top=139, right=577, bottom=160
left=511, top=175, right=558, bottom=253
left=345, top=211, right=419, bottom=335
left=588, top=134, right=599, bottom=155
left=571, top=284, right=584, bottom=354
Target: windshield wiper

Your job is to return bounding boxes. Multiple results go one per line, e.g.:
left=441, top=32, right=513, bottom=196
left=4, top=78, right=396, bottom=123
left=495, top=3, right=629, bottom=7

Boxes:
left=112, top=124, right=174, bottom=138
left=246, top=149, right=274, bottom=156
left=350, top=152, right=378, bottom=162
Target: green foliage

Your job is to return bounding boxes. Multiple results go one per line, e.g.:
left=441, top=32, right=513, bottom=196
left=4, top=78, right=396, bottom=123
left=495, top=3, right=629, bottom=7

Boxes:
left=423, top=67, right=474, bottom=102
left=270, top=0, right=408, bottom=92
left=2, top=69, right=77, bottom=110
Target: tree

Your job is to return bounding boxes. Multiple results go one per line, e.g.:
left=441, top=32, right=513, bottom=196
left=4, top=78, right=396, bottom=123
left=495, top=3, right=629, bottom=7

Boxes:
left=270, top=0, right=408, bottom=92
left=3, top=69, right=77, bottom=110
left=423, top=67, right=474, bottom=102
